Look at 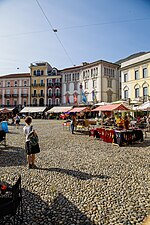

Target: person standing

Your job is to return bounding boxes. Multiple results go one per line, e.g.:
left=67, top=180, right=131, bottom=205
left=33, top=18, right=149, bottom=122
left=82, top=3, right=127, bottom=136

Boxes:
left=15, top=114, right=20, bottom=128
left=23, top=116, right=40, bottom=169
left=70, top=115, right=76, bottom=134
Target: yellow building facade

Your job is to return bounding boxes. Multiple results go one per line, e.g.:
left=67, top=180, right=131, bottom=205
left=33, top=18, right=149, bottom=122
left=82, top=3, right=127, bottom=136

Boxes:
left=29, top=62, right=52, bottom=106
left=121, top=52, right=150, bottom=104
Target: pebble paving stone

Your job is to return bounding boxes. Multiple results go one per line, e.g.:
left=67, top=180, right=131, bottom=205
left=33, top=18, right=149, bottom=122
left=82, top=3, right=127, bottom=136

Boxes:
left=0, top=119, right=149, bottom=225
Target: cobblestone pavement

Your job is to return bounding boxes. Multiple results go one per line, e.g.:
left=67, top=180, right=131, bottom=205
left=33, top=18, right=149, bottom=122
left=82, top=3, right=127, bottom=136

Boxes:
left=0, top=119, right=149, bottom=225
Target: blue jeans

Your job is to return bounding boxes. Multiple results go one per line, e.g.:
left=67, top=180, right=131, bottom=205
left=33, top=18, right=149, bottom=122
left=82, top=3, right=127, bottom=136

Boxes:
left=71, top=124, right=74, bottom=134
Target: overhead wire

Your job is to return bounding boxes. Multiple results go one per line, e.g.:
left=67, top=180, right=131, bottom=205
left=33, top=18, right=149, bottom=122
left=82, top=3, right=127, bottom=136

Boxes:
left=35, top=0, right=74, bottom=66
left=59, top=17, right=150, bottom=30
left=0, top=17, right=149, bottom=38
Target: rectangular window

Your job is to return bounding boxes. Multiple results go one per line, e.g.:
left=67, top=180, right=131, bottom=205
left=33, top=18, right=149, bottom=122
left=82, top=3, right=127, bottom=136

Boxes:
left=135, top=70, right=139, bottom=80
left=34, top=90, right=36, bottom=95
left=85, top=81, right=88, bottom=89
left=124, top=90, right=128, bottom=99
left=74, top=83, right=77, bottom=90
left=107, top=79, right=112, bottom=88
left=124, top=73, right=127, bottom=82
left=93, top=80, right=97, bottom=88
left=66, top=83, right=69, bottom=91
left=143, top=68, right=147, bottom=78
left=135, top=88, right=139, bottom=98
left=6, top=100, right=10, bottom=106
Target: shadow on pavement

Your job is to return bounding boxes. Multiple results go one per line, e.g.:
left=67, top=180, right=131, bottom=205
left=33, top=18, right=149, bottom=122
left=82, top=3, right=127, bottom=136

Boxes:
left=0, top=146, right=26, bottom=167
left=36, top=167, right=110, bottom=180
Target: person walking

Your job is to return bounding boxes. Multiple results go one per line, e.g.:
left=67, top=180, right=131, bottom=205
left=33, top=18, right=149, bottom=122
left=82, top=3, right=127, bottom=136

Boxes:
left=23, top=116, right=40, bottom=169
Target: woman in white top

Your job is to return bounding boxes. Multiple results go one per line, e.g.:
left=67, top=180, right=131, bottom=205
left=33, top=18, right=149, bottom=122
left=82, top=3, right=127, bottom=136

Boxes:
left=23, top=116, right=39, bottom=169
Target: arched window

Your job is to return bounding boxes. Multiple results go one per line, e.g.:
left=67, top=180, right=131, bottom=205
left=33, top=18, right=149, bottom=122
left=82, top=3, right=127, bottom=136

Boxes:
left=123, top=86, right=129, bottom=100
left=41, top=70, right=44, bottom=75
left=33, top=98, right=37, bottom=106
left=48, top=88, right=52, bottom=96
left=55, top=98, right=60, bottom=105
left=55, top=88, right=60, bottom=94
left=48, top=98, right=52, bottom=106
left=33, top=70, right=36, bottom=75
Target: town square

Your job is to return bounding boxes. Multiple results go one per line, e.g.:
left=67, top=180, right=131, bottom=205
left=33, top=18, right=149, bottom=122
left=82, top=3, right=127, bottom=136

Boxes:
left=0, top=119, right=149, bottom=224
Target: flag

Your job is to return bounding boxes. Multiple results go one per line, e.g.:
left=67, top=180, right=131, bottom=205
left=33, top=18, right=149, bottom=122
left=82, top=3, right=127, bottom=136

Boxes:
left=82, top=90, right=87, bottom=103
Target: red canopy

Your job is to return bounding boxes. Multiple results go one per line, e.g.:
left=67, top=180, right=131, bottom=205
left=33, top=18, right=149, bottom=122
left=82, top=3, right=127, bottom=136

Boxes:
left=69, top=107, right=89, bottom=113
left=92, top=103, right=129, bottom=112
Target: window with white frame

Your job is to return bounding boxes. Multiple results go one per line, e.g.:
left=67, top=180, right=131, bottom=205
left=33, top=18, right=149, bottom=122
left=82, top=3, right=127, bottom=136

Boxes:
left=55, top=88, right=60, bottom=94
left=85, top=81, right=88, bottom=89
left=74, top=83, right=77, bottom=90
left=14, top=89, right=17, bottom=94
left=48, top=88, right=52, bottom=95
left=143, top=68, right=147, bottom=78
left=135, top=70, right=139, bottom=80
left=93, top=80, right=97, bottom=88
left=124, top=73, right=128, bottom=82
left=6, top=90, right=10, bottom=94
left=23, top=89, right=27, bottom=94
left=66, top=83, right=69, bottom=91
left=48, top=98, right=52, bottom=105
left=55, top=98, right=60, bottom=105
left=107, top=79, right=112, bottom=88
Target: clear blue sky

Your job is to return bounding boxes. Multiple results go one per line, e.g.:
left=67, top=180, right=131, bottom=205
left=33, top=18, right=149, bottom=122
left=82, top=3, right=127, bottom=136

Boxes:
left=0, top=0, right=149, bottom=75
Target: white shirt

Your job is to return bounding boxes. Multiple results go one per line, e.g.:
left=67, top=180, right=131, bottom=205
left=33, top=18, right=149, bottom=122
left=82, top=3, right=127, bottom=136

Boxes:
left=23, top=125, right=33, bottom=142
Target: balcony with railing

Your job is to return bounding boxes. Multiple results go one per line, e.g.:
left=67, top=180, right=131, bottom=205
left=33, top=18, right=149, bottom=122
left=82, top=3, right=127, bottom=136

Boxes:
left=4, top=94, right=11, bottom=98
left=31, top=94, right=37, bottom=97
left=39, top=83, right=45, bottom=87
left=21, top=94, right=28, bottom=97
left=31, top=83, right=39, bottom=87
left=38, top=94, right=45, bottom=97
left=12, top=94, right=19, bottom=98
left=47, top=83, right=53, bottom=87
left=54, top=82, right=61, bottom=86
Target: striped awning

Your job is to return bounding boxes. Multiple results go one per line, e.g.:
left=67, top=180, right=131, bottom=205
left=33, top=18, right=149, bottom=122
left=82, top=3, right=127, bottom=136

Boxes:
left=92, top=103, right=129, bottom=112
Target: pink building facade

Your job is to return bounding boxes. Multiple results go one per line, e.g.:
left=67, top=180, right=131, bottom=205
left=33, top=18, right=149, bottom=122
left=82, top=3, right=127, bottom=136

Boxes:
left=0, top=73, right=31, bottom=108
